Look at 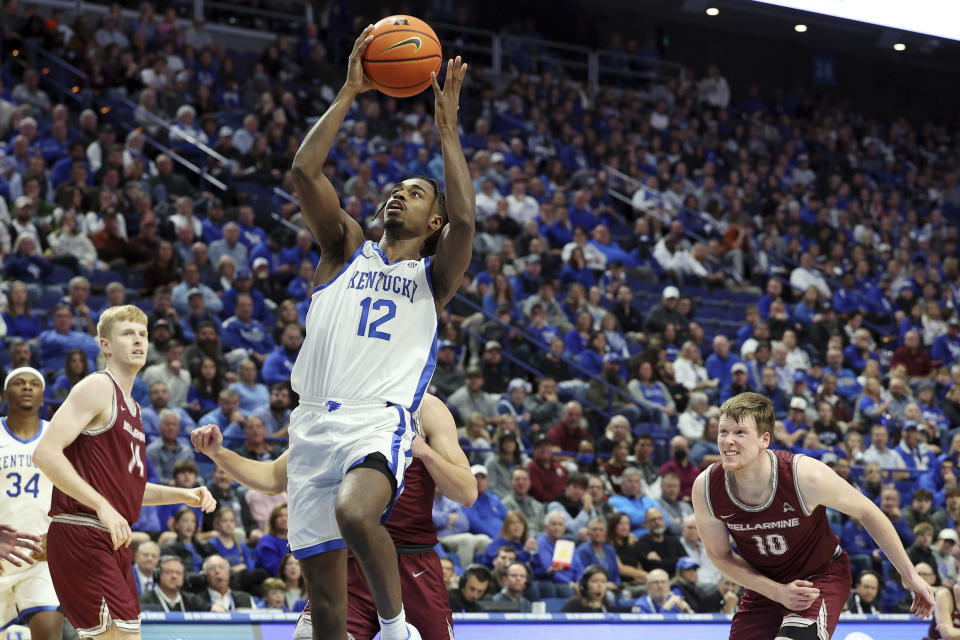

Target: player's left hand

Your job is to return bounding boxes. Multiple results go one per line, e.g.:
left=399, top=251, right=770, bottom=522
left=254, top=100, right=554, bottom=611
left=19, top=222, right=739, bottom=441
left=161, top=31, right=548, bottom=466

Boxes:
left=187, top=486, right=218, bottom=513
left=410, top=433, right=431, bottom=459
left=431, top=56, right=467, bottom=131
left=902, top=571, right=936, bottom=619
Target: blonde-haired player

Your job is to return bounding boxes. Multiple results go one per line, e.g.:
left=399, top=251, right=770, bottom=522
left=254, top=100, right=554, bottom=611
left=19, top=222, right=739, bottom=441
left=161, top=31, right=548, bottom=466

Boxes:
left=0, top=366, right=62, bottom=640
left=34, top=305, right=217, bottom=639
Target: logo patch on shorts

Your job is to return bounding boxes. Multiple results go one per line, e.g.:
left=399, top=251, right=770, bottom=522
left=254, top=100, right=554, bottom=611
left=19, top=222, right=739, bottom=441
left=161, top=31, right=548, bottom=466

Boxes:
left=326, top=401, right=341, bottom=412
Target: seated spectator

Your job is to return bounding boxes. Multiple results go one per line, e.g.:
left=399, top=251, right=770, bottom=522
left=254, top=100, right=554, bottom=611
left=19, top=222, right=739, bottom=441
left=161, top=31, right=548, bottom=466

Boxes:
left=863, top=424, right=905, bottom=470
left=632, top=507, right=685, bottom=574
left=2, top=281, right=44, bottom=340
left=529, top=510, right=576, bottom=598
left=547, top=473, right=603, bottom=540
left=846, top=570, right=881, bottom=614
left=141, top=381, right=198, bottom=437
left=491, top=562, right=533, bottom=612
left=671, top=557, right=707, bottom=612
left=756, top=366, right=789, bottom=420
left=932, top=529, right=958, bottom=587
left=5, top=235, right=53, bottom=284
left=561, top=564, right=619, bottom=612
left=656, top=473, right=694, bottom=537
left=221, top=293, right=274, bottom=365
left=931, top=317, right=960, bottom=366
left=482, top=510, right=537, bottom=566
left=188, top=357, right=225, bottom=417
left=626, top=359, right=675, bottom=430
left=690, top=416, right=722, bottom=470
left=194, top=555, right=257, bottom=611
left=546, top=401, right=591, bottom=453
left=435, top=489, right=492, bottom=569
left=140, top=555, right=210, bottom=612
left=700, top=575, right=742, bottom=614
left=526, top=434, right=569, bottom=503
left=160, top=505, right=213, bottom=573
left=132, top=541, right=161, bottom=596
left=254, top=504, right=288, bottom=577
left=51, top=347, right=89, bottom=402
left=897, top=420, right=936, bottom=471
left=497, top=379, right=532, bottom=434
left=609, top=468, right=662, bottom=537
left=262, top=324, right=303, bottom=387
left=229, top=359, right=269, bottom=415
left=465, top=464, right=508, bottom=539
left=659, top=436, right=699, bottom=500
left=677, top=392, right=709, bottom=443
left=907, top=522, right=938, bottom=570
left=448, top=565, right=492, bottom=612
left=880, top=488, right=915, bottom=549
left=674, top=341, right=718, bottom=396
left=631, top=568, right=693, bottom=613
left=203, top=467, right=259, bottom=536
left=38, top=304, right=99, bottom=373
left=705, top=335, right=741, bottom=391
left=233, top=416, right=284, bottom=462
left=143, top=339, right=192, bottom=409
left=146, top=410, right=194, bottom=485
left=890, top=330, right=933, bottom=382
left=277, top=554, right=307, bottom=611
left=448, top=368, right=499, bottom=426
left=207, top=507, right=257, bottom=573
left=571, top=517, right=620, bottom=588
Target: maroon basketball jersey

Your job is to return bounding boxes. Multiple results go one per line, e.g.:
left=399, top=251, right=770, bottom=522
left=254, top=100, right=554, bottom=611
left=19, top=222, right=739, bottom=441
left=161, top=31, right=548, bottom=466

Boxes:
left=385, top=457, right=438, bottom=546
left=49, top=371, right=148, bottom=525
left=705, top=449, right=839, bottom=583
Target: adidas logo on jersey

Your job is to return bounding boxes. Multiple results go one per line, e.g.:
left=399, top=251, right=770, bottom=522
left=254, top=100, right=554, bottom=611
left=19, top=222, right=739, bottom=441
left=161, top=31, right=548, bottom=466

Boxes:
left=783, top=502, right=795, bottom=513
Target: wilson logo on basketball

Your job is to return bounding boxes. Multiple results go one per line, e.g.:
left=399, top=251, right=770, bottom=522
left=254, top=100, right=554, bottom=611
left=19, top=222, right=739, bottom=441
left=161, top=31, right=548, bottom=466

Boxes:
left=383, top=37, right=423, bottom=52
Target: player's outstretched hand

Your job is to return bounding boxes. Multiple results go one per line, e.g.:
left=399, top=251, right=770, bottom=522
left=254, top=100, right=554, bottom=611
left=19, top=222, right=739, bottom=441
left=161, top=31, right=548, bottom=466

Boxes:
left=777, top=579, right=820, bottom=612
left=344, top=24, right=375, bottom=95
left=187, top=486, right=218, bottom=513
left=902, top=571, right=936, bottom=618
left=431, top=56, right=467, bottom=131
left=0, top=524, right=42, bottom=566
left=96, top=504, right=132, bottom=550
left=191, top=424, right=224, bottom=457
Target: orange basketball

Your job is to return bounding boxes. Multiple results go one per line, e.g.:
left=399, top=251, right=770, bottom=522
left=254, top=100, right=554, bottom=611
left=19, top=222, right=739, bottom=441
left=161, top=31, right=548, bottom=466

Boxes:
left=362, top=15, right=442, bottom=98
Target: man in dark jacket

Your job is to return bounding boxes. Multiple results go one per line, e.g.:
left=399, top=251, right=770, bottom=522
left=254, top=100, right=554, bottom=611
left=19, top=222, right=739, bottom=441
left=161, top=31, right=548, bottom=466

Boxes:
left=644, top=286, right=687, bottom=338
left=192, top=555, right=257, bottom=610
left=140, top=555, right=212, bottom=612
left=448, top=565, right=492, bottom=612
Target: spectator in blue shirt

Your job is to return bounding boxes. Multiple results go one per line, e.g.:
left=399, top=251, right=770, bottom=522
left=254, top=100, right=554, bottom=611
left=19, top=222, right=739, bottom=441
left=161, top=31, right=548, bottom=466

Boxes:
left=530, top=510, right=576, bottom=598
left=38, top=304, right=100, bottom=374
left=570, top=517, right=620, bottom=587
left=200, top=389, right=246, bottom=448
left=220, top=271, right=269, bottom=323
left=824, top=348, right=862, bottom=404
left=608, top=468, right=667, bottom=537
left=262, top=325, right=303, bottom=386
left=705, top=335, right=741, bottom=390
left=434, top=492, right=490, bottom=569
left=221, top=293, right=274, bottom=364
left=465, top=465, right=508, bottom=539
left=932, top=318, right=960, bottom=366
left=279, top=229, right=320, bottom=273
left=1, top=281, right=44, bottom=339
left=632, top=568, right=694, bottom=613
left=254, top=503, right=289, bottom=577
left=235, top=205, right=267, bottom=250
left=285, top=259, right=314, bottom=302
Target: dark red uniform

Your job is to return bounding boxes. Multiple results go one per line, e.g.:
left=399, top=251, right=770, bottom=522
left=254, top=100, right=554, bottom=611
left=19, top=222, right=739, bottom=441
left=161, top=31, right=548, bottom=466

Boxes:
left=927, top=587, right=960, bottom=639
left=47, top=371, right=147, bottom=638
left=705, top=449, right=851, bottom=640
left=300, top=458, right=454, bottom=639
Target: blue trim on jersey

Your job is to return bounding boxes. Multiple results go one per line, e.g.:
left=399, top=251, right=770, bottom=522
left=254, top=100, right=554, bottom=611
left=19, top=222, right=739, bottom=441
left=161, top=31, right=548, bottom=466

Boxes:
left=371, top=242, right=407, bottom=266
left=0, top=616, right=18, bottom=632
left=380, top=406, right=408, bottom=524
left=291, top=538, right=346, bottom=559
left=311, top=242, right=368, bottom=295
left=0, top=417, right=44, bottom=444
left=17, top=605, right=60, bottom=621
left=408, top=329, right=438, bottom=414
left=423, top=256, right=434, bottom=296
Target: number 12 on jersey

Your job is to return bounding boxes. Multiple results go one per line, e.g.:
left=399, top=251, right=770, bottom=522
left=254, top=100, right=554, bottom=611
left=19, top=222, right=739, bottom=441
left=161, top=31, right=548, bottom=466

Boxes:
left=357, top=297, right=397, bottom=341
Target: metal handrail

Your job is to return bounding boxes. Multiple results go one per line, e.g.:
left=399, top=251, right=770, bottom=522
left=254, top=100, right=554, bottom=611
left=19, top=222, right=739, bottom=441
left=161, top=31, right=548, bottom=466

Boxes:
left=204, top=0, right=308, bottom=23
left=120, top=96, right=231, bottom=166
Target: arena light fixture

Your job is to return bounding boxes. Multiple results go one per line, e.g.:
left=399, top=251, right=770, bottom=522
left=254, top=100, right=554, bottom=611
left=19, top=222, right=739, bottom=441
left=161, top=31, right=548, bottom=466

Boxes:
left=794, top=24, right=807, bottom=32
left=893, top=42, right=906, bottom=50
left=706, top=7, right=719, bottom=16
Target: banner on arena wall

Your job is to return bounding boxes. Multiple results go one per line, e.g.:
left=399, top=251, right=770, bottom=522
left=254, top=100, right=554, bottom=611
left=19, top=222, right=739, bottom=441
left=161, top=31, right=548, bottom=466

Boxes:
left=812, top=53, right=836, bottom=86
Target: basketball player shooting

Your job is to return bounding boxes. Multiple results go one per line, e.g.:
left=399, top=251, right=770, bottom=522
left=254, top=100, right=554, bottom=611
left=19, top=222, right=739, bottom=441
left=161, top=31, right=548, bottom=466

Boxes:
left=191, top=393, right=475, bottom=640
left=286, top=23, right=473, bottom=640
left=692, top=392, right=934, bottom=640
left=33, top=306, right=216, bottom=639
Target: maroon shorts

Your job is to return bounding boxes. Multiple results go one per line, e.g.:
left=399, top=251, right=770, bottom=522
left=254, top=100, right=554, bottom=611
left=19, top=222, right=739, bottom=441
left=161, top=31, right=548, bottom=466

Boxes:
left=347, top=549, right=454, bottom=640
left=730, top=550, right=852, bottom=640
left=47, top=521, right=140, bottom=638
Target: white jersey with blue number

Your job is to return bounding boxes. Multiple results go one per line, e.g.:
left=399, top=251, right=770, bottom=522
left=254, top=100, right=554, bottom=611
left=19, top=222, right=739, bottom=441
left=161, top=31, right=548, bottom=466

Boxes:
left=0, top=417, right=53, bottom=573
left=291, top=241, right=438, bottom=412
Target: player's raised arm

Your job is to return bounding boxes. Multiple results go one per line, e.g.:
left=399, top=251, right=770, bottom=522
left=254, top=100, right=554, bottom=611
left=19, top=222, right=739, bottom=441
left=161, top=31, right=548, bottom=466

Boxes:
left=190, top=424, right=288, bottom=495
left=33, top=374, right=132, bottom=549
left=691, top=472, right=821, bottom=611
left=413, top=394, right=476, bottom=507
left=796, top=454, right=936, bottom=618
left=142, top=482, right=216, bottom=513
left=428, top=57, right=475, bottom=308
left=290, top=25, right=372, bottom=256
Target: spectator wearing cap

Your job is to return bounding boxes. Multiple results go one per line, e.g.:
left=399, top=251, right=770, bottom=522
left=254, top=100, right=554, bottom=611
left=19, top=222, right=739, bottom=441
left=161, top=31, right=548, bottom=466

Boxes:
left=448, top=368, right=499, bottom=426
left=429, top=341, right=465, bottom=400
left=526, top=434, right=569, bottom=503
left=221, top=292, right=275, bottom=366
left=465, top=464, right=508, bottom=539
left=718, top=362, right=753, bottom=404
left=890, top=330, right=934, bottom=382
left=669, top=556, right=706, bottom=612
left=774, top=397, right=809, bottom=448
left=896, top=420, right=936, bottom=471
left=209, top=222, right=249, bottom=274
left=932, top=318, right=960, bottom=367
left=497, top=379, right=532, bottom=434
left=705, top=335, right=741, bottom=391
left=479, top=340, right=511, bottom=394
left=932, top=528, right=958, bottom=585
left=221, top=267, right=268, bottom=323
left=172, top=262, right=223, bottom=316
left=546, top=401, right=591, bottom=454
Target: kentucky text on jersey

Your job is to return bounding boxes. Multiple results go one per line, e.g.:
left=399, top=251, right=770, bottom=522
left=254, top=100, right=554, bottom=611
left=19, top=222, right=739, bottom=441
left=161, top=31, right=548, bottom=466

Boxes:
left=347, top=270, right=419, bottom=304
left=727, top=518, right=800, bottom=531
left=1, top=452, right=40, bottom=470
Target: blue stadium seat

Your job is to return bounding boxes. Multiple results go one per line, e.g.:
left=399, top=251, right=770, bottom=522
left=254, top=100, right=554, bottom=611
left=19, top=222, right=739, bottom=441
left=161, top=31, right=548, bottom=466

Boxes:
left=48, top=264, right=75, bottom=285
left=89, top=270, right=125, bottom=288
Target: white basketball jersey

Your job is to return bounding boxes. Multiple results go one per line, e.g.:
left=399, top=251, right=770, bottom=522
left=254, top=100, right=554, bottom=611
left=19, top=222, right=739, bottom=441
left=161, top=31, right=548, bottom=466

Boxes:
left=0, top=417, right=53, bottom=574
left=291, top=241, right=438, bottom=412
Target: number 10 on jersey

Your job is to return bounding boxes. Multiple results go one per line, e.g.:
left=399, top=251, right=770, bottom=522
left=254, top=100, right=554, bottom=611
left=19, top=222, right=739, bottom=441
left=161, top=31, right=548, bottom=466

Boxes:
left=357, top=297, right=397, bottom=341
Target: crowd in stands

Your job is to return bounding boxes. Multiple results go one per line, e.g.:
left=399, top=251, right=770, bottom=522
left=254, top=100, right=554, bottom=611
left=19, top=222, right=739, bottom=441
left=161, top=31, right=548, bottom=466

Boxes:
left=1, top=0, right=960, bottom=615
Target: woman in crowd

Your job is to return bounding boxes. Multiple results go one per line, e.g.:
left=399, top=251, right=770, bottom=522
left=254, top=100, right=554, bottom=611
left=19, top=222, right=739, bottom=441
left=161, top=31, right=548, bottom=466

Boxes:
left=51, top=348, right=89, bottom=402
left=159, top=506, right=213, bottom=573
left=607, top=513, right=645, bottom=588
left=484, top=431, right=528, bottom=498
left=2, top=281, right=44, bottom=339
left=254, top=503, right=288, bottom=577
left=188, top=357, right=224, bottom=418
left=482, top=510, right=536, bottom=565
left=277, top=554, right=307, bottom=612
